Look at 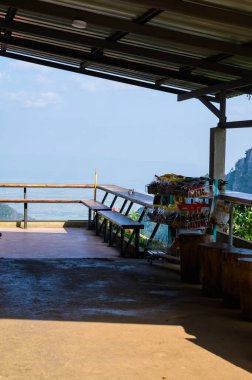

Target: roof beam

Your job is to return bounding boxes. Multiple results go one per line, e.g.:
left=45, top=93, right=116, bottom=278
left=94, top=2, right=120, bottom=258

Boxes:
left=106, top=8, right=162, bottom=43
left=199, top=97, right=221, bottom=119
left=0, top=20, right=250, bottom=79
left=0, top=50, right=183, bottom=95
left=1, top=0, right=252, bottom=59
left=90, top=8, right=162, bottom=63
left=0, top=34, right=222, bottom=88
left=178, top=76, right=252, bottom=101
left=223, top=120, right=252, bottom=129
left=119, top=0, right=252, bottom=30
left=1, top=6, right=16, bottom=52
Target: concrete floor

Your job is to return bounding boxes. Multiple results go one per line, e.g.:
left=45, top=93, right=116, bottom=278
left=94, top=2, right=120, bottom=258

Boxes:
left=0, top=227, right=119, bottom=259
left=0, top=228, right=251, bottom=380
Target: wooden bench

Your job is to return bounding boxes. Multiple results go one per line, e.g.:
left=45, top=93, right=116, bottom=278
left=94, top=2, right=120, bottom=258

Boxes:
left=146, top=250, right=180, bottom=271
left=97, top=210, right=144, bottom=256
left=81, top=200, right=111, bottom=229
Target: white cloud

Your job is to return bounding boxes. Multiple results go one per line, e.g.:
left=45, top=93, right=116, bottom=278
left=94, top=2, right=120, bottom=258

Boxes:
left=73, top=76, right=131, bottom=92
left=34, top=74, right=52, bottom=85
left=4, top=91, right=60, bottom=108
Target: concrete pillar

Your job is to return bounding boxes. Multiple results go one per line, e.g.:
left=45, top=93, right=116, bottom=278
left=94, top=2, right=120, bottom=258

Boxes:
left=209, top=127, right=226, bottom=180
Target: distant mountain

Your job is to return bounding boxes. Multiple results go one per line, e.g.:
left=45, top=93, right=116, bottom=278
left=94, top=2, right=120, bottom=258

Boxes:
left=226, top=148, right=252, bottom=193
left=0, top=204, right=23, bottom=220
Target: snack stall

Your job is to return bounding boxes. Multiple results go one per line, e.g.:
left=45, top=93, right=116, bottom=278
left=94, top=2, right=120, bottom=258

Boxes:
left=147, top=173, right=213, bottom=235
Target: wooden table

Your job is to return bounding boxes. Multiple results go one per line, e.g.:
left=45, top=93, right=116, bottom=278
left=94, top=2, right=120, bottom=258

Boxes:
left=97, top=185, right=153, bottom=207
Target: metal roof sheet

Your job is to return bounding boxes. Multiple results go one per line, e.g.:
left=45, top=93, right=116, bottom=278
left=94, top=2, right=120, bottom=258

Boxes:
left=0, top=0, right=252, bottom=100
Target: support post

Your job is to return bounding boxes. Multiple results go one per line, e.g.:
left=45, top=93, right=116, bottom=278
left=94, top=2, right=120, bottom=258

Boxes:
left=24, top=187, right=28, bottom=229
left=120, top=229, right=125, bottom=256
left=135, top=229, right=140, bottom=257
left=209, top=127, right=226, bottom=180
left=104, top=219, right=108, bottom=242
left=218, top=91, right=227, bottom=127
left=94, top=168, right=98, bottom=201
left=88, top=208, right=92, bottom=230
left=108, top=221, right=113, bottom=246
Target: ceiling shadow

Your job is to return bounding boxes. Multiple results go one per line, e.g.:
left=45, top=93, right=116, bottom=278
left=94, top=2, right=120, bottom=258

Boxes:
left=0, top=257, right=251, bottom=373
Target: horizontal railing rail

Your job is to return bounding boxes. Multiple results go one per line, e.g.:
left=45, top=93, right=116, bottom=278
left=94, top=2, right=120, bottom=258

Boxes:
left=219, top=190, right=252, bottom=245
left=0, top=184, right=251, bottom=250
left=0, top=183, right=96, bottom=228
left=219, top=190, right=252, bottom=207
left=0, top=183, right=94, bottom=188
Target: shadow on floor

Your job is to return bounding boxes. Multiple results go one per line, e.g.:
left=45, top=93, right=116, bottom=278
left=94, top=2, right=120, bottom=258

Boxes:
left=0, top=258, right=251, bottom=373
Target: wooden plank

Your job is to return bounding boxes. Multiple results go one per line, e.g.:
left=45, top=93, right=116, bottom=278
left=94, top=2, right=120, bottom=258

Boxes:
left=118, top=191, right=153, bottom=207
left=219, top=191, right=252, bottom=206
left=80, top=199, right=111, bottom=211
left=0, top=184, right=94, bottom=188
left=97, top=210, right=144, bottom=229
left=98, top=185, right=128, bottom=194
left=98, top=185, right=153, bottom=207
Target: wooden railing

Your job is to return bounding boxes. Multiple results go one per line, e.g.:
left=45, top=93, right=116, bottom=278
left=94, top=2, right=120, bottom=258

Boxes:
left=0, top=183, right=95, bottom=228
left=219, top=190, right=252, bottom=245
left=1, top=184, right=251, bottom=246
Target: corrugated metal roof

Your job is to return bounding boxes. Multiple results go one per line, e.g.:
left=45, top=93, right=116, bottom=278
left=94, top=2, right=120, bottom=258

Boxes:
left=0, top=0, right=252, bottom=100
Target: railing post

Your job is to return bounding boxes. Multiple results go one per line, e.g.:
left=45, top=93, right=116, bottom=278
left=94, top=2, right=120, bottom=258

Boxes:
left=228, top=203, right=234, bottom=246
left=24, top=187, right=28, bottom=229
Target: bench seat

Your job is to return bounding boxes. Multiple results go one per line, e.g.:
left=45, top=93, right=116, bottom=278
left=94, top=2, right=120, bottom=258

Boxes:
left=81, top=199, right=111, bottom=229
left=97, top=210, right=144, bottom=255
left=146, top=250, right=180, bottom=264
left=81, top=199, right=111, bottom=211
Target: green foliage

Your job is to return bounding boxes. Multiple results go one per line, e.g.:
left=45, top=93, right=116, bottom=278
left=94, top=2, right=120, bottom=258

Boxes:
left=129, top=210, right=140, bottom=221
left=233, top=205, right=252, bottom=241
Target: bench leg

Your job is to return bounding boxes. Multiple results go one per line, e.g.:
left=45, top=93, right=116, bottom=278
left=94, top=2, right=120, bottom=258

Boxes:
left=99, top=220, right=105, bottom=235
left=135, top=229, right=140, bottom=257
left=88, top=209, right=92, bottom=230
left=108, top=221, right=113, bottom=246
left=126, top=207, right=147, bottom=251
left=120, top=229, right=125, bottom=256
left=104, top=219, right=108, bottom=243
left=95, top=214, right=99, bottom=235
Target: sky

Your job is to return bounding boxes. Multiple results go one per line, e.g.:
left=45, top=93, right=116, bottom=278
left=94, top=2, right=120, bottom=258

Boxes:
left=0, top=56, right=252, bottom=191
